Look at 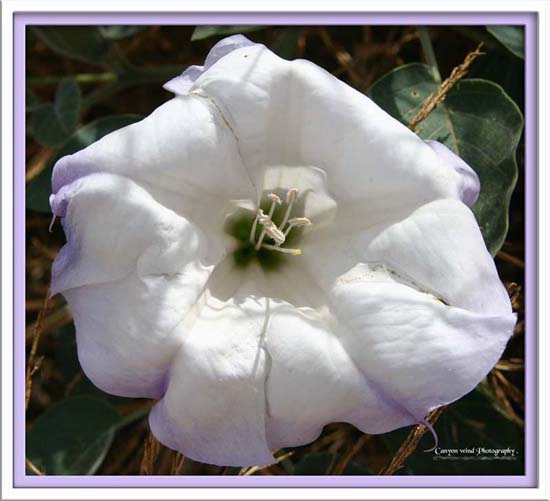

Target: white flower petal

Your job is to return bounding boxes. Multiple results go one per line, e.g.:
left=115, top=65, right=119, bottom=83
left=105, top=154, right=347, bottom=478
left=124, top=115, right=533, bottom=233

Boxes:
left=425, top=140, right=480, bottom=207
left=51, top=172, right=222, bottom=293
left=163, top=34, right=257, bottom=95
left=150, top=275, right=275, bottom=467
left=304, top=198, right=511, bottom=316
left=264, top=303, right=414, bottom=450
left=333, top=279, right=516, bottom=419
left=51, top=95, right=255, bottom=223
left=51, top=173, right=220, bottom=398
left=163, top=65, right=204, bottom=95
left=64, top=267, right=209, bottom=398
left=192, top=44, right=467, bottom=212
left=149, top=263, right=414, bottom=465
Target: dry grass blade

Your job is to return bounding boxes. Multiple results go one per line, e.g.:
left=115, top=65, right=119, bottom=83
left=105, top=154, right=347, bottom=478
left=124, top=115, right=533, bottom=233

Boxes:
left=26, top=457, right=45, bottom=475
left=408, top=42, right=484, bottom=130
left=140, top=433, right=160, bottom=475
left=505, top=282, right=522, bottom=311
left=25, top=304, right=73, bottom=341
left=318, top=27, right=363, bottom=87
left=489, top=372, right=524, bottom=428
left=332, top=433, right=370, bottom=475
left=498, top=250, right=525, bottom=269
left=26, top=147, right=55, bottom=183
left=307, top=427, right=348, bottom=454
left=494, top=371, right=524, bottom=408
left=103, top=428, right=146, bottom=475
left=171, top=452, right=186, bottom=475
left=238, top=450, right=294, bottom=476
left=378, top=407, right=445, bottom=475
left=25, top=287, right=51, bottom=411
left=495, top=358, right=524, bottom=372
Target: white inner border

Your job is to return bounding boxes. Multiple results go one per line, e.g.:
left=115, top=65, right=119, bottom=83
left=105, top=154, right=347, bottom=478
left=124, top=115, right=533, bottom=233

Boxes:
left=2, top=1, right=549, bottom=500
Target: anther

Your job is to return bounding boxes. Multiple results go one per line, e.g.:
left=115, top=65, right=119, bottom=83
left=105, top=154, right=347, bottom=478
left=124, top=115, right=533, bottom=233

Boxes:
left=267, top=193, right=282, bottom=205
left=286, top=188, right=298, bottom=205
left=282, top=216, right=312, bottom=238
left=255, top=194, right=280, bottom=250
left=249, top=209, right=262, bottom=244
left=262, top=220, right=285, bottom=245
left=279, top=188, right=299, bottom=231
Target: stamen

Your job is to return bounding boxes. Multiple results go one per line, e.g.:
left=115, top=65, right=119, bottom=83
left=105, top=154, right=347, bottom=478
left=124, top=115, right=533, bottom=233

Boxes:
left=278, top=188, right=299, bottom=231
left=261, top=243, right=302, bottom=255
left=263, top=222, right=285, bottom=245
left=282, top=217, right=311, bottom=238
left=286, top=188, right=298, bottom=205
left=247, top=188, right=308, bottom=259
left=249, top=210, right=262, bottom=244
left=267, top=193, right=282, bottom=205
left=255, top=194, right=280, bottom=250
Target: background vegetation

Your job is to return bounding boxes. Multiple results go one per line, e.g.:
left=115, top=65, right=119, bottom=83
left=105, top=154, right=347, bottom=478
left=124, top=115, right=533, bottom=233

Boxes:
left=25, top=24, right=525, bottom=476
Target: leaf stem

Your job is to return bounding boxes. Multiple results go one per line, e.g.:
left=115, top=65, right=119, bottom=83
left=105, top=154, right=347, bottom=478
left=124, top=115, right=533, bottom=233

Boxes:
left=418, top=27, right=442, bottom=83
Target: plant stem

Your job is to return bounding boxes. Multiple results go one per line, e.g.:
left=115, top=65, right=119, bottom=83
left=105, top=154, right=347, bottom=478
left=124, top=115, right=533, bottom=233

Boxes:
left=418, top=27, right=442, bottom=83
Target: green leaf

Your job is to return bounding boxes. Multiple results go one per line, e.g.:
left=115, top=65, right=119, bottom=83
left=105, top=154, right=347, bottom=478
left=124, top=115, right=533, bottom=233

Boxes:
left=32, top=26, right=110, bottom=64
left=29, top=105, right=69, bottom=147
left=26, top=114, right=141, bottom=213
left=293, top=451, right=371, bottom=475
left=191, top=25, right=265, bottom=42
left=470, top=48, right=524, bottom=109
left=29, top=78, right=82, bottom=147
left=26, top=396, right=121, bottom=475
left=55, top=77, right=82, bottom=133
left=98, top=26, right=146, bottom=40
left=367, top=63, right=523, bottom=255
left=487, top=26, right=524, bottom=59
left=26, top=88, right=42, bottom=112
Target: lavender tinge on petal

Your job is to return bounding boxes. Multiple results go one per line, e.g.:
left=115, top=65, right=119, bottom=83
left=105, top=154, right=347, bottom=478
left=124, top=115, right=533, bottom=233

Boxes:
left=163, top=34, right=258, bottom=95
left=425, top=139, right=481, bottom=207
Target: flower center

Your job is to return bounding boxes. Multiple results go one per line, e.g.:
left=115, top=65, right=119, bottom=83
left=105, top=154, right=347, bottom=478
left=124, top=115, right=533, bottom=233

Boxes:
left=226, top=188, right=312, bottom=271
left=249, top=189, right=311, bottom=256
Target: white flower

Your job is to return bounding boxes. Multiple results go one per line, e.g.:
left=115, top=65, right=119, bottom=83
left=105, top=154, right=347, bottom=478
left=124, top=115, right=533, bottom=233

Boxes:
left=50, top=35, right=515, bottom=467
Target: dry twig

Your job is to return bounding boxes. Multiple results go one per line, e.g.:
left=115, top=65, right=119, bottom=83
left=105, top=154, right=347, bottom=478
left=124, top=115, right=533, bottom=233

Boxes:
left=332, top=433, right=370, bottom=475
left=140, top=433, right=160, bottom=475
left=498, top=250, right=525, bottom=269
left=506, top=282, right=522, bottom=312
left=378, top=407, right=445, bottom=475
left=26, top=457, right=45, bottom=476
left=171, top=452, right=186, bottom=475
left=238, top=450, right=294, bottom=476
left=489, top=372, right=524, bottom=428
left=408, top=43, right=484, bottom=130
left=26, top=148, right=55, bottom=184
left=25, top=287, right=51, bottom=410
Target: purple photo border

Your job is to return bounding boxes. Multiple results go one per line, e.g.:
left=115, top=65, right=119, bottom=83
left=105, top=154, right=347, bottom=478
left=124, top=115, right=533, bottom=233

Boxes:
left=13, top=11, right=538, bottom=489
